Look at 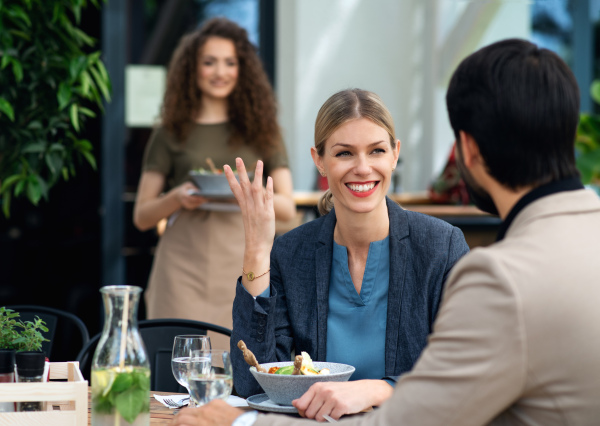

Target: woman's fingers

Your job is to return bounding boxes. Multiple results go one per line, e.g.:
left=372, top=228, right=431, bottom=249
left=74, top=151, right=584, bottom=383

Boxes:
left=293, top=386, right=320, bottom=418
left=235, top=157, right=251, bottom=185
left=224, top=164, right=243, bottom=202
left=235, top=158, right=257, bottom=210
left=264, top=176, right=274, bottom=213
left=293, top=382, right=365, bottom=421
left=228, top=158, right=271, bottom=209
left=251, top=160, right=270, bottom=210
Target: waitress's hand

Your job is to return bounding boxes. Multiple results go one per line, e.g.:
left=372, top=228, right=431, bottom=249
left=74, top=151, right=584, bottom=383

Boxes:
left=225, top=158, right=274, bottom=295
left=176, top=182, right=208, bottom=210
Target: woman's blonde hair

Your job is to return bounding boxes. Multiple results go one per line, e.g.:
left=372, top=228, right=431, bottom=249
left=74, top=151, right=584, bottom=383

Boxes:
left=314, top=89, right=397, bottom=215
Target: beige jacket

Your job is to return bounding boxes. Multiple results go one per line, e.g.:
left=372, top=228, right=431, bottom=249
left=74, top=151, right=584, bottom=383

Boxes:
left=255, top=189, right=600, bottom=426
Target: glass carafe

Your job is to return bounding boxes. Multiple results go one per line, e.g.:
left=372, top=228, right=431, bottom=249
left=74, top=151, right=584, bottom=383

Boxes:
left=91, top=285, right=150, bottom=426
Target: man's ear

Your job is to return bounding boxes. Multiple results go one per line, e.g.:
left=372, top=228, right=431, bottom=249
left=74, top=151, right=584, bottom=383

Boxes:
left=458, top=130, right=481, bottom=168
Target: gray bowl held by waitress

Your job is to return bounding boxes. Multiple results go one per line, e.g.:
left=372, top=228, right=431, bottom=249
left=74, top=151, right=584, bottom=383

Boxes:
left=249, top=361, right=355, bottom=406
left=188, top=170, right=254, bottom=197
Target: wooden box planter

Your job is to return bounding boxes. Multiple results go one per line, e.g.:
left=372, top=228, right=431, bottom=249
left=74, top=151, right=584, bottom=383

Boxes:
left=0, top=361, right=87, bottom=425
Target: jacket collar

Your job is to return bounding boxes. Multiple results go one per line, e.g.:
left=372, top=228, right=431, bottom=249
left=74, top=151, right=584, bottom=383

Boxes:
left=315, top=207, right=336, bottom=360
left=317, top=197, right=408, bottom=245
left=384, top=197, right=409, bottom=375
left=503, top=185, right=600, bottom=240
left=497, top=177, right=584, bottom=241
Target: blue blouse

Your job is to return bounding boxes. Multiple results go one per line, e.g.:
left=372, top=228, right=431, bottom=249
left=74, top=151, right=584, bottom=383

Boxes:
left=326, top=236, right=390, bottom=381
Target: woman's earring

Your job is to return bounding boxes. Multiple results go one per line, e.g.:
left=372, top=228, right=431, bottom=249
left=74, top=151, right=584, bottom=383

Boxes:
left=320, top=170, right=326, bottom=177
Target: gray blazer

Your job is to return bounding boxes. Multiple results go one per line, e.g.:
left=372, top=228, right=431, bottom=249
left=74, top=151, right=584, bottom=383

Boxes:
left=231, top=197, right=469, bottom=397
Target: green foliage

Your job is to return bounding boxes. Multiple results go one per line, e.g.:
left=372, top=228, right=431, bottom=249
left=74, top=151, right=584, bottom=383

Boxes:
left=0, top=0, right=110, bottom=218
left=0, top=307, right=49, bottom=352
left=576, top=80, right=600, bottom=185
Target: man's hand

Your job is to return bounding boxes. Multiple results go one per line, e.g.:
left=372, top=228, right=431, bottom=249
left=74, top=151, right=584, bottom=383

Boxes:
left=293, top=380, right=393, bottom=421
left=170, top=400, right=244, bottom=426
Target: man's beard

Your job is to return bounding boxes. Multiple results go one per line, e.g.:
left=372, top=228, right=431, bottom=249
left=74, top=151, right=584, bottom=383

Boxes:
left=456, top=155, right=499, bottom=216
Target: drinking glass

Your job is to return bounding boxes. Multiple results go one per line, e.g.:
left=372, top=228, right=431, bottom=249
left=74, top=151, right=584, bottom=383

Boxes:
left=171, top=335, right=211, bottom=407
left=187, top=350, right=233, bottom=407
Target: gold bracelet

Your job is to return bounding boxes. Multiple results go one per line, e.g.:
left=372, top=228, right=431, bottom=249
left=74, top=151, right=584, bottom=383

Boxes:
left=242, top=267, right=270, bottom=281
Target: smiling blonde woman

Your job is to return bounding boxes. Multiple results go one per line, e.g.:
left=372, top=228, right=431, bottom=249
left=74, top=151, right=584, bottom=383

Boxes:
left=226, top=89, right=470, bottom=420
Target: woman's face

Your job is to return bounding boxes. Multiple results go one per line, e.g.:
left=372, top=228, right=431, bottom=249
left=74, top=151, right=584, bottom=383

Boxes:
left=312, top=117, right=400, bottom=216
left=197, top=36, right=239, bottom=100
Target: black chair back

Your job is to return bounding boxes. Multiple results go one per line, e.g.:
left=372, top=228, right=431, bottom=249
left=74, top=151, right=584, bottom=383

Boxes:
left=76, top=318, right=232, bottom=392
left=7, top=305, right=90, bottom=362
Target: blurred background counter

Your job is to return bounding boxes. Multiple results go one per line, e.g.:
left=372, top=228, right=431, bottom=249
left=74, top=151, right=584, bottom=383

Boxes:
left=276, top=191, right=500, bottom=249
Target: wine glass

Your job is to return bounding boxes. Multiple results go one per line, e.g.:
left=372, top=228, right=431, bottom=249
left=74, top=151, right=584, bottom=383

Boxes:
left=187, top=349, right=233, bottom=407
left=171, top=335, right=211, bottom=407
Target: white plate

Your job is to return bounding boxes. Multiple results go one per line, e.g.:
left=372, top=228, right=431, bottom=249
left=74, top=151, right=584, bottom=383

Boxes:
left=246, top=393, right=298, bottom=414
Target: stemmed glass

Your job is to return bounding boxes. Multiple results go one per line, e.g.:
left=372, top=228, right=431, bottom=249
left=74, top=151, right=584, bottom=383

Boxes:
left=171, top=335, right=211, bottom=407
left=187, top=349, right=233, bottom=407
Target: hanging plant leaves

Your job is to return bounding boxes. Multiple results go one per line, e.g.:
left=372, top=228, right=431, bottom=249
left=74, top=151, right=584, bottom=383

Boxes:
left=0, top=0, right=110, bottom=218
left=0, top=97, right=15, bottom=121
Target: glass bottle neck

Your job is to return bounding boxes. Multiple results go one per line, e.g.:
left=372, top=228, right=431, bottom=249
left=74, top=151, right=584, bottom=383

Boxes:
left=100, top=285, right=141, bottom=334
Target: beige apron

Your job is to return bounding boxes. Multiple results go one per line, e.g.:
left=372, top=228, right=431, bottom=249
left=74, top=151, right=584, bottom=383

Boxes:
left=145, top=208, right=244, bottom=350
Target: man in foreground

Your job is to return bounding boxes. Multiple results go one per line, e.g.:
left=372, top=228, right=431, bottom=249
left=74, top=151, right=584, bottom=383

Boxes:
left=171, top=38, right=600, bottom=426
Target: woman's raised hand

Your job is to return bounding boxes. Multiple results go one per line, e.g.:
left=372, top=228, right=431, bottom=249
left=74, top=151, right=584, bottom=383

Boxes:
left=224, top=158, right=274, bottom=295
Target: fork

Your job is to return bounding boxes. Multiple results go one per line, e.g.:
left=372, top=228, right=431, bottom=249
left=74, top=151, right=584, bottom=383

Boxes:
left=164, top=397, right=189, bottom=408
left=322, top=414, right=338, bottom=423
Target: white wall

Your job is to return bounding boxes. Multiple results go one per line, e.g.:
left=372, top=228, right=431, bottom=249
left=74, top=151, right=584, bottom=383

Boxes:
left=276, top=0, right=530, bottom=192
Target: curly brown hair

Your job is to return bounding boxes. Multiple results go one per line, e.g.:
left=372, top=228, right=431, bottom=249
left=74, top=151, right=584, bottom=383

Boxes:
left=161, top=17, right=281, bottom=154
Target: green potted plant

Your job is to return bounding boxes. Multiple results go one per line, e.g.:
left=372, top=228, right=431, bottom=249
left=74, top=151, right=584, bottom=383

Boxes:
left=575, top=80, right=600, bottom=195
left=0, top=307, right=48, bottom=352
left=0, top=0, right=110, bottom=218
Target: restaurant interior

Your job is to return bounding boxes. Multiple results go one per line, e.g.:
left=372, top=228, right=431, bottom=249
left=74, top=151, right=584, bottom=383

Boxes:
left=1, top=0, right=599, bottom=373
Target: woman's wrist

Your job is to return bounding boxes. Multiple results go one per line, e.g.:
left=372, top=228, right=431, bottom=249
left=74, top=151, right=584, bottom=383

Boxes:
left=241, top=253, right=271, bottom=296
left=369, top=379, right=394, bottom=406
left=243, top=247, right=271, bottom=267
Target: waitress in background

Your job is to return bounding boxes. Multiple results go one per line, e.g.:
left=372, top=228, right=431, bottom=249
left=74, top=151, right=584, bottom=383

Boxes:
left=133, top=17, right=295, bottom=349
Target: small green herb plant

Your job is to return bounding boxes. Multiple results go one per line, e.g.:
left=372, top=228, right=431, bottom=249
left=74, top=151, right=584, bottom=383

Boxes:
left=0, top=307, right=49, bottom=352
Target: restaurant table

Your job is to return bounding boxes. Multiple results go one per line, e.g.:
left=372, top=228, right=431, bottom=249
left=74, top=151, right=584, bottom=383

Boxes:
left=86, top=389, right=179, bottom=425
left=85, top=389, right=255, bottom=425
left=82, top=388, right=369, bottom=425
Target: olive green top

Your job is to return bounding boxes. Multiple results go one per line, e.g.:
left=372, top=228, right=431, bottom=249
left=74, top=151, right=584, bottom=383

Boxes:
left=142, top=122, right=289, bottom=190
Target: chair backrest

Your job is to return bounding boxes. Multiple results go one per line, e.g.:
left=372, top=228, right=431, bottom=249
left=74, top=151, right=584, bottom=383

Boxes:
left=7, top=305, right=90, bottom=362
left=76, top=318, right=232, bottom=392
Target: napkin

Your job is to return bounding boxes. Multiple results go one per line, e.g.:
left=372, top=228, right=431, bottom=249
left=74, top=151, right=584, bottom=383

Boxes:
left=154, top=394, right=189, bottom=408
left=153, top=394, right=248, bottom=408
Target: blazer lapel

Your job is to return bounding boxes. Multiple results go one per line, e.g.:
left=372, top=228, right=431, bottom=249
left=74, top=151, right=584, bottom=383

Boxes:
left=385, top=198, right=409, bottom=376
left=315, top=209, right=336, bottom=361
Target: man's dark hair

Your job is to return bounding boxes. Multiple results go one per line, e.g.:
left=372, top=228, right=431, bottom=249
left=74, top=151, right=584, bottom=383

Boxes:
left=446, top=38, right=580, bottom=189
